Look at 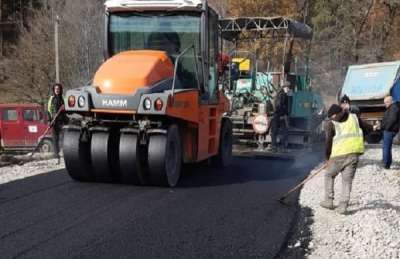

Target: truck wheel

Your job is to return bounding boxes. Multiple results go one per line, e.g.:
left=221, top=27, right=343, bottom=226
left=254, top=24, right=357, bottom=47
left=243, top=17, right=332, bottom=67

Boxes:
left=211, top=119, right=233, bottom=168
left=64, top=130, right=94, bottom=182
left=119, top=133, right=147, bottom=185
left=39, top=139, right=53, bottom=153
left=148, top=125, right=182, bottom=187
left=91, top=131, right=120, bottom=182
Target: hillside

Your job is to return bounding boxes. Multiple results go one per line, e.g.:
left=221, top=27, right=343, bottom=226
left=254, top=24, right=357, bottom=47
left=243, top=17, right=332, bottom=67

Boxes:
left=1, top=0, right=400, bottom=105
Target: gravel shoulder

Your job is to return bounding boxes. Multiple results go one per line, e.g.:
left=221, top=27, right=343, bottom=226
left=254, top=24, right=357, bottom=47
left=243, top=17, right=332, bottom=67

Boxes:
left=0, top=157, right=65, bottom=185
left=281, top=147, right=400, bottom=258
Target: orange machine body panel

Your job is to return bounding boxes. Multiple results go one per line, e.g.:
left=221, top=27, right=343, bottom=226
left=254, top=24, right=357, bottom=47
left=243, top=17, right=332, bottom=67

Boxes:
left=166, top=90, right=230, bottom=162
left=90, top=109, right=136, bottom=115
left=93, top=50, right=174, bottom=95
left=166, top=90, right=200, bottom=123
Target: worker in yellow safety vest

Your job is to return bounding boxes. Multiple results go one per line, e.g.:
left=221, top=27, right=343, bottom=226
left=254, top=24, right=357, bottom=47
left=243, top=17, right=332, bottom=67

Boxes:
left=320, top=104, right=372, bottom=214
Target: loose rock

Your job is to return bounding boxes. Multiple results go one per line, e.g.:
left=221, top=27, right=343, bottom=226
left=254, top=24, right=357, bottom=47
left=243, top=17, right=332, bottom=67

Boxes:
left=284, top=147, right=400, bottom=258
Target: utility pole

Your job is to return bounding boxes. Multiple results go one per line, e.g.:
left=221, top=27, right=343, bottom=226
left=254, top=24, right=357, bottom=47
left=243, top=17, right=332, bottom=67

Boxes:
left=54, top=14, right=60, bottom=83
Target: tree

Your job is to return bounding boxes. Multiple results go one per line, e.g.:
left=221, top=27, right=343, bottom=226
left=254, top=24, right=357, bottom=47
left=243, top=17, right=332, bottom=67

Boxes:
left=309, top=0, right=400, bottom=99
left=0, top=7, right=55, bottom=104
left=59, top=0, right=104, bottom=89
left=0, top=0, right=104, bottom=104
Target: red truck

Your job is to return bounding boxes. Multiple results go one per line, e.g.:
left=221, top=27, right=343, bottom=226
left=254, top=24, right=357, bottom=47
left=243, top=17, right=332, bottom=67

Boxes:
left=0, top=104, right=53, bottom=153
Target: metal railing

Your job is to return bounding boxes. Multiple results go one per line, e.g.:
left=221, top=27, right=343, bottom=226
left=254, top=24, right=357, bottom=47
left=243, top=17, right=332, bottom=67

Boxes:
left=171, top=44, right=201, bottom=99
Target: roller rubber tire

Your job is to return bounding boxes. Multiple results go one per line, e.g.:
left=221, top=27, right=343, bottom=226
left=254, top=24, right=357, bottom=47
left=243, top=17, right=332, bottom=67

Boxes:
left=91, top=131, right=120, bottom=182
left=148, top=125, right=182, bottom=187
left=119, top=133, right=147, bottom=185
left=63, top=130, right=94, bottom=182
left=211, top=119, right=233, bottom=168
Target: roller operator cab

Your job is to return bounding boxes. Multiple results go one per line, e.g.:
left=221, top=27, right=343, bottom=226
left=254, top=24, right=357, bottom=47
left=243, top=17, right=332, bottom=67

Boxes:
left=63, top=0, right=232, bottom=187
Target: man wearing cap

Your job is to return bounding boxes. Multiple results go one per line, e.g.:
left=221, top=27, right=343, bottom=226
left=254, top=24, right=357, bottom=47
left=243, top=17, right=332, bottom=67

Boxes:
left=270, top=81, right=291, bottom=152
left=340, top=95, right=360, bottom=116
left=321, top=104, right=372, bottom=214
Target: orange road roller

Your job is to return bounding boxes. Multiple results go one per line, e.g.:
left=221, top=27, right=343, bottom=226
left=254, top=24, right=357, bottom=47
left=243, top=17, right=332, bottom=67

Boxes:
left=63, top=0, right=233, bottom=187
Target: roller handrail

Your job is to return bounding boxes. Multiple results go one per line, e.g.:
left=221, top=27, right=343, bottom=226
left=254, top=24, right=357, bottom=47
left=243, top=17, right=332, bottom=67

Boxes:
left=171, top=45, right=201, bottom=99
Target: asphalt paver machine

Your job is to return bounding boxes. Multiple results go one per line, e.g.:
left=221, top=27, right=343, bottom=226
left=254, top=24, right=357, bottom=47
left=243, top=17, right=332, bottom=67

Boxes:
left=63, top=0, right=233, bottom=187
left=218, top=17, right=324, bottom=156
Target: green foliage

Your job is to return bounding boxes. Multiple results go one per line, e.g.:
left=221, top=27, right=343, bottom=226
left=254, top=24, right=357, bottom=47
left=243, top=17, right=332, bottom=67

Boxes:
left=228, top=0, right=400, bottom=101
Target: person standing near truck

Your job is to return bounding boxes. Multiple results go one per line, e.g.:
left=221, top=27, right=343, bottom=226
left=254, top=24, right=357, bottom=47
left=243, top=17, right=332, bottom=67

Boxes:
left=378, top=96, right=400, bottom=169
left=270, top=81, right=290, bottom=153
left=47, top=83, right=67, bottom=161
left=320, top=104, right=372, bottom=214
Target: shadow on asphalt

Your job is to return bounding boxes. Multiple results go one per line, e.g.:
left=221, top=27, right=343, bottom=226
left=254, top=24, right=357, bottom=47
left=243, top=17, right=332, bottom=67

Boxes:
left=0, top=152, right=323, bottom=196
left=179, top=157, right=300, bottom=188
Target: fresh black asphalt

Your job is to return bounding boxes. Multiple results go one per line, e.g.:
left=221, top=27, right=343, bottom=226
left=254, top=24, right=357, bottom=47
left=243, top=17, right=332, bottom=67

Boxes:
left=0, top=153, right=321, bottom=259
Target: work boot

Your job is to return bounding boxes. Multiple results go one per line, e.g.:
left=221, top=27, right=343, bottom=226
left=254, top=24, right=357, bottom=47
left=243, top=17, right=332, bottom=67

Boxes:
left=319, top=199, right=334, bottom=210
left=337, top=202, right=348, bottom=215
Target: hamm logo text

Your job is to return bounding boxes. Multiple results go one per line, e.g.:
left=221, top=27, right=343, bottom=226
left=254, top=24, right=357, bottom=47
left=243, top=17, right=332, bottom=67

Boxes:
left=102, top=99, right=128, bottom=108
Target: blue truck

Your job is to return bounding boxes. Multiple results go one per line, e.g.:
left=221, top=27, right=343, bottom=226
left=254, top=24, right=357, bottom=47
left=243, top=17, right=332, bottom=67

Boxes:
left=339, top=61, right=400, bottom=142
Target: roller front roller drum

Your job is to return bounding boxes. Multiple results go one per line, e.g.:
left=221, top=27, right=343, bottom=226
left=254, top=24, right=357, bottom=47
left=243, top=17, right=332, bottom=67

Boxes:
left=119, top=133, right=147, bottom=185
left=63, top=130, right=94, bottom=182
left=91, top=131, right=120, bottom=182
left=148, top=125, right=182, bottom=187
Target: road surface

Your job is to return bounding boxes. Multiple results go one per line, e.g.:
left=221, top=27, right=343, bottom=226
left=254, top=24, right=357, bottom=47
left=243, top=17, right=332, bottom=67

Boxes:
left=0, top=152, right=322, bottom=259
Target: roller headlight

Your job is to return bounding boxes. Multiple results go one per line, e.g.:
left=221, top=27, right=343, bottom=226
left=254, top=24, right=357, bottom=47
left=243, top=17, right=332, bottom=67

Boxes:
left=78, top=96, right=86, bottom=108
left=143, top=98, right=152, bottom=110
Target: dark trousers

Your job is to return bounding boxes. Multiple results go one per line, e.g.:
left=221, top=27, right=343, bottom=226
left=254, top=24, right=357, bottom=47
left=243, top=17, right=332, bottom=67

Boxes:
left=52, top=125, right=62, bottom=158
left=271, top=115, right=288, bottom=148
left=383, top=131, right=396, bottom=168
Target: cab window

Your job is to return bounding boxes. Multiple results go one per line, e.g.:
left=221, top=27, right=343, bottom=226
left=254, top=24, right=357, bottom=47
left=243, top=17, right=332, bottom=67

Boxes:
left=109, top=12, right=202, bottom=90
left=23, top=109, right=41, bottom=122
left=3, top=109, right=18, bottom=121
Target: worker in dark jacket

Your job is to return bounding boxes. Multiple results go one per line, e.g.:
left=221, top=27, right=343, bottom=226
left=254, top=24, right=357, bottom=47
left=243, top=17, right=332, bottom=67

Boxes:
left=270, top=81, right=290, bottom=152
left=47, top=83, right=67, bottom=161
left=321, top=104, right=372, bottom=214
left=379, top=96, right=400, bottom=169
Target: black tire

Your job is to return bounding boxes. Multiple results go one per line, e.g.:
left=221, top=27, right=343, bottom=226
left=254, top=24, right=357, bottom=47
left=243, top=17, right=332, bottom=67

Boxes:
left=91, top=131, right=120, bottom=182
left=211, top=119, right=233, bottom=168
left=63, top=130, right=94, bottom=182
left=39, top=139, right=53, bottom=153
left=119, top=133, right=147, bottom=185
left=148, top=125, right=182, bottom=187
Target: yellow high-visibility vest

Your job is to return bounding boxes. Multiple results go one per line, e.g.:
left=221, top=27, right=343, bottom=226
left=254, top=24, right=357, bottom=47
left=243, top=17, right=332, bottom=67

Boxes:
left=331, top=113, right=365, bottom=158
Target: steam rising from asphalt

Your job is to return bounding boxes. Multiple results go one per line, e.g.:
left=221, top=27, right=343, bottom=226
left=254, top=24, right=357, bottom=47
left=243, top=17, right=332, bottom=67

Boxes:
left=291, top=149, right=324, bottom=171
